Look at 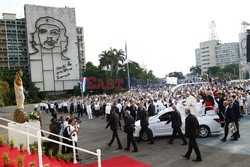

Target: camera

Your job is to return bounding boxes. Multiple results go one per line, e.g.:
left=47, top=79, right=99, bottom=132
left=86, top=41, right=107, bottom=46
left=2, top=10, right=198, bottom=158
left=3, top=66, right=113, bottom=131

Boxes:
left=51, top=118, right=61, bottom=127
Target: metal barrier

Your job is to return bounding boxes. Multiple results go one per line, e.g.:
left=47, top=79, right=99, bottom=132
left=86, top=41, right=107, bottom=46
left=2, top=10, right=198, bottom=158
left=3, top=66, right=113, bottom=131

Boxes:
left=0, top=117, right=102, bottom=167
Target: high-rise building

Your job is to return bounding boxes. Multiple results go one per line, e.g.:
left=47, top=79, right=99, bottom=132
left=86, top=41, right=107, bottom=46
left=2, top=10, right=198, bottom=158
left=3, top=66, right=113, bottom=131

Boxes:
left=195, top=48, right=201, bottom=67
left=0, top=13, right=28, bottom=70
left=216, top=42, right=240, bottom=67
left=199, top=40, right=219, bottom=73
left=195, top=40, right=240, bottom=74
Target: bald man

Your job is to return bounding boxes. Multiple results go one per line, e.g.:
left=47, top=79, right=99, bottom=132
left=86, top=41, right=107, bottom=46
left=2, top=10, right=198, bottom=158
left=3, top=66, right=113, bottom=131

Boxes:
left=220, top=101, right=235, bottom=142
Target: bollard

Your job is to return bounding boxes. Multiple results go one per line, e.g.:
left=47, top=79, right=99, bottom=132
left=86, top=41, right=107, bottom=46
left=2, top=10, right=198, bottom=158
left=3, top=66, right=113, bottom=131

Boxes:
left=72, top=137, right=77, bottom=164
left=37, top=131, right=43, bottom=167
left=25, top=122, right=30, bottom=154
left=97, top=149, right=102, bottom=167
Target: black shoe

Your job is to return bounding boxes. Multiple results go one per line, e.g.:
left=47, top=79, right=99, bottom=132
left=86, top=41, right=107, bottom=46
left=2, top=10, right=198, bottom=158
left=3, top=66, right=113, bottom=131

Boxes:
left=106, top=143, right=111, bottom=147
left=220, top=138, right=226, bottom=142
left=132, top=150, right=138, bottom=153
left=181, top=143, right=188, bottom=146
left=168, top=141, right=173, bottom=144
left=192, top=158, right=202, bottom=162
left=238, top=135, right=240, bottom=138
left=148, top=141, right=154, bottom=145
left=181, top=155, right=190, bottom=160
left=124, top=148, right=130, bottom=151
left=137, top=140, right=141, bottom=143
left=77, top=158, right=82, bottom=161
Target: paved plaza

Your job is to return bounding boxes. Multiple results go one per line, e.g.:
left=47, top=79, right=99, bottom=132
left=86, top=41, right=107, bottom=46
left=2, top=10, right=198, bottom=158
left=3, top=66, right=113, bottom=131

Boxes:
left=1, top=104, right=250, bottom=167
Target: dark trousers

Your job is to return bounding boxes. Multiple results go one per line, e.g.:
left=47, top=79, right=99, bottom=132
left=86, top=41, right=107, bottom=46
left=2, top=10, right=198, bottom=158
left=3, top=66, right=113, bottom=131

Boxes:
left=169, top=127, right=187, bottom=144
left=106, top=114, right=110, bottom=122
left=77, top=112, right=81, bottom=118
left=95, top=110, right=100, bottom=118
left=233, top=120, right=240, bottom=139
left=219, top=110, right=225, bottom=128
left=223, top=122, right=230, bottom=140
left=66, top=141, right=79, bottom=158
left=126, top=132, right=138, bottom=151
left=108, top=130, right=122, bottom=148
left=138, top=126, right=154, bottom=143
left=118, top=112, right=122, bottom=120
left=131, top=114, right=136, bottom=123
left=62, top=139, right=68, bottom=154
left=185, top=138, right=201, bottom=159
left=80, top=109, right=84, bottom=117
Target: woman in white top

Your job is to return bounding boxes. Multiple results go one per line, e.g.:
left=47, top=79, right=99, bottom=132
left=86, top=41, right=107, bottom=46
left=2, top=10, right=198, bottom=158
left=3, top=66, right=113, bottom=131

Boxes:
left=86, top=101, right=93, bottom=120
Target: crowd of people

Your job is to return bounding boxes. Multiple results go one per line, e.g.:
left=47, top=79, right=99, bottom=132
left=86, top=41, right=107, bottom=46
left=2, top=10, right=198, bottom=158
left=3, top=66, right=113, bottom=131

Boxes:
left=35, top=79, right=250, bottom=161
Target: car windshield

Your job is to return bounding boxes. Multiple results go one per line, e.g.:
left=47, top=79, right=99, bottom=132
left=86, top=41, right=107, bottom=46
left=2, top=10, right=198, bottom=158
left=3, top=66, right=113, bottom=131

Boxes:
left=148, top=109, right=173, bottom=121
left=149, top=115, right=157, bottom=121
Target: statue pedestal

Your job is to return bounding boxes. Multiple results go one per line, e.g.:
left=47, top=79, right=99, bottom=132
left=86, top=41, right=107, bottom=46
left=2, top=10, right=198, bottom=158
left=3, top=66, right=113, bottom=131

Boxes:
left=8, top=120, right=41, bottom=149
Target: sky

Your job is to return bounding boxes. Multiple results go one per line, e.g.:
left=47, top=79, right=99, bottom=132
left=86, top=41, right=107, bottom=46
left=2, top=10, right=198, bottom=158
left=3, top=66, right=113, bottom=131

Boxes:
left=1, top=0, right=250, bottom=77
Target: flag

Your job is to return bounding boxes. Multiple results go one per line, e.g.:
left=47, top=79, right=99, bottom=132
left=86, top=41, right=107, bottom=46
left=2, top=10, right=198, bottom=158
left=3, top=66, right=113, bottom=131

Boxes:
left=79, top=77, right=87, bottom=93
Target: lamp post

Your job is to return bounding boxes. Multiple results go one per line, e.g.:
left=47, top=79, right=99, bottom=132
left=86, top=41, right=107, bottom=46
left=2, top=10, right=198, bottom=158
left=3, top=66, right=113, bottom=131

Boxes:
left=77, top=39, right=83, bottom=99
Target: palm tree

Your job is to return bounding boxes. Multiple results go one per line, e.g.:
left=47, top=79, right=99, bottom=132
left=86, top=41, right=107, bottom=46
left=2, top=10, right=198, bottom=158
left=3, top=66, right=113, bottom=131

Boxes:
left=99, top=48, right=125, bottom=77
left=190, top=66, right=196, bottom=75
left=190, top=66, right=202, bottom=76
left=112, top=48, right=125, bottom=75
left=99, top=50, right=112, bottom=76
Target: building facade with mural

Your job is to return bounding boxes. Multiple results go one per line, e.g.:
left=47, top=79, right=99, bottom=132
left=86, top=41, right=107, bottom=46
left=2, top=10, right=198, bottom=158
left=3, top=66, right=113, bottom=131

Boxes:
left=0, top=5, right=85, bottom=92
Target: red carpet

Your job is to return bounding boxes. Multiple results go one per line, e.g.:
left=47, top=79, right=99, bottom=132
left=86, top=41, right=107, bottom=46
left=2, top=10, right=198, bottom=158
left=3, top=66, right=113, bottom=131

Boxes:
left=84, top=155, right=152, bottom=167
left=0, top=145, right=151, bottom=167
left=0, top=144, right=82, bottom=167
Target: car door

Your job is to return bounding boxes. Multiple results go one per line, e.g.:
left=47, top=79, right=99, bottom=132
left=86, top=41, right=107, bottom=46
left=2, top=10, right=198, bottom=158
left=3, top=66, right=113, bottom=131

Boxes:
left=153, top=112, right=173, bottom=136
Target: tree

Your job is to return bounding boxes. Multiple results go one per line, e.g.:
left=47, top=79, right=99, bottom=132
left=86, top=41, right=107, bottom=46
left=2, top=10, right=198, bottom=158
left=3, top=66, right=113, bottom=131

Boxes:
left=26, top=83, right=40, bottom=103
left=190, top=66, right=202, bottom=76
left=167, top=71, right=185, bottom=79
left=98, top=48, right=125, bottom=77
left=112, top=48, right=125, bottom=75
left=98, top=50, right=112, bottom=76
left=222, top=64, right=239, bottom=76
left=0, top=81, right=10, bottom=107
left=207, top=66, right=221, bottom=76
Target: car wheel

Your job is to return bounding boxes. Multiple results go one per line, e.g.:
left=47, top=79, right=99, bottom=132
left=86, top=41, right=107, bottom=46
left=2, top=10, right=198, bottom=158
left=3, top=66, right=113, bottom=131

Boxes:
left=141, top=129, right=153, bottom=141
left=199, top=125, right=210, bottom=138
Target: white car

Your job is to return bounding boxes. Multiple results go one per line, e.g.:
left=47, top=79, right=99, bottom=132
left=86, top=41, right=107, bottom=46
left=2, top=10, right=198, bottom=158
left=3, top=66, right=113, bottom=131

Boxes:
left=134, top=108, right=222, bottom=140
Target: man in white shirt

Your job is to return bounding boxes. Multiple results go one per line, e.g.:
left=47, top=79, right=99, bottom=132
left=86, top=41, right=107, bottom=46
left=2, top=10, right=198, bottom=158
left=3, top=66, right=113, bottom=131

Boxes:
left=116, top=100, right=123, bottom=120
left=105, top=103, right=111, bottom=121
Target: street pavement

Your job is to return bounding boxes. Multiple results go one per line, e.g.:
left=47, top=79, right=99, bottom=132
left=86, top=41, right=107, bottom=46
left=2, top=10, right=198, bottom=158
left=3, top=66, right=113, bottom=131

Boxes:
left=1, top=104, right=250, bottom=167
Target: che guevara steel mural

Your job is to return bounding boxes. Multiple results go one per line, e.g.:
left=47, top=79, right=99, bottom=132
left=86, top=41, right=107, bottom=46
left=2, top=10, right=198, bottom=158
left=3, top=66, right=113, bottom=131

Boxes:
left=28, top=16, right=77, bottom=91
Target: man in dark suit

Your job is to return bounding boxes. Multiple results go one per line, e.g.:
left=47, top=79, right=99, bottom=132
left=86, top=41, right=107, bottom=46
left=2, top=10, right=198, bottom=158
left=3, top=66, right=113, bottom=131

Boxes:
left=123, top=110, right=138, bottom=152
left=231, top=95, right=240, bottom=140
left=166, top=105, right=187, bottom=145
left=129, top=101, right=137, bottom=122
left=182, top=108, right=202, bottom=162
left=105, top=107, right=123, bottom=149
left=217, top=93, right=225, bottom=128
left=220, top=100, right=235, bottom=142
left=148, top=100, right=156, bottom=117
left=137, top=103, right=154, bottom=144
